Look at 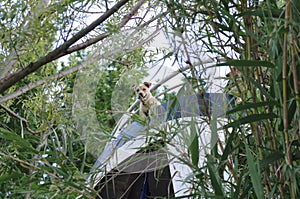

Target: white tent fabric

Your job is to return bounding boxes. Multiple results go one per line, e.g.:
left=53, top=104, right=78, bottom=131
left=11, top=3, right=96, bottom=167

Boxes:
left=88, top=92, right=234, bottom=198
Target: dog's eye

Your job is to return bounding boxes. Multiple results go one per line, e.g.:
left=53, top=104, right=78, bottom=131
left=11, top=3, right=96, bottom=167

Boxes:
left=136, top=89, right=139, bottom=92
left=143, top=88, right=146, bottom=91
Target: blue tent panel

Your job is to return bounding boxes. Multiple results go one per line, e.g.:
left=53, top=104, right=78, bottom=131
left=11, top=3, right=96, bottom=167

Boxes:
left=161, top=93, right=234, bottom=120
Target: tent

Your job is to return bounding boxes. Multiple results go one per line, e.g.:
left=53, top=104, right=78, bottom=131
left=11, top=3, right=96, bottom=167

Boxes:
left=87, top=93, right=234, bottom=199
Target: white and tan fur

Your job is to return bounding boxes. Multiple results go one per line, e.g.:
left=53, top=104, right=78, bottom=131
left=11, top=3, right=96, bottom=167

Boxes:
left=134, top=82, right=161, bottom=119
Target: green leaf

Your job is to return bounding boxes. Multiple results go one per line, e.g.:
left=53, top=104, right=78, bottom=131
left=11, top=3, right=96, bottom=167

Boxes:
left=189, top=133, right=199, bottom=167
left=207, top=156, right=224, bottom=197
left=241, top=9, right=284, bottom=18
left=245, top=145, right=264, bottom=199
left=219, top=131, right=237, bottom=177
left=234, top=169, right=250, bottom=199
left=217, top=60, right=275, bottom=68
left=227, top=101, right=279, bottom=115
left=0, top=128, right=36, bottom=152
left=260, top=151, right=284, bottom=168
left=244, top=75, right=274, bottom=100
left=268, top=183, right=278, bottom=199
left=220, top=132, right=236, bottom=162
left=0, top=173, right=23, bottom=183
left=210, top=111, right=218, bottom=150
left=225, top=113, right=277, bottom=128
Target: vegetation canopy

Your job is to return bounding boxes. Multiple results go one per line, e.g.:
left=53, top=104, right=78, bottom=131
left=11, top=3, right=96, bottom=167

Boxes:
left=0, top=0, right=299, bottom=198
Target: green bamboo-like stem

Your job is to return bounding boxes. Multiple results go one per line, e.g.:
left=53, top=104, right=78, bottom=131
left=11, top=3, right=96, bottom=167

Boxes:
left=256, top=66, right=277, bottom=195
left=242, top=0, right=273, bottom=195
left=290, top=23, right=300, bottom=139
left=287, top=1, right=297, bottom=198
left=256, top=67, right=275, bottom=149
left=244, top=0, right=265, bottom=166
left=245, top=0, right=273, bottom=195
left=244, top=2, right=264, bottom=159
left=283, top=0, right=292, bottom=166
left=283, top=1, right=295, bottom=199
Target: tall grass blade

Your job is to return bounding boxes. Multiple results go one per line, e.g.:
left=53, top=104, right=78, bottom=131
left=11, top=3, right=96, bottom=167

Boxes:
left=225, top=113, right=277, bottom=128
left=217, top=60, right=275, bottom=68
left=260, top=151, right=284, bottom=168
left=245, top=144, right=264, bottom=199
left=207, top=156, right=224, bottom=197
left=226, top=101, right=279, bottom=115
left=189, top=121, right=199, bottom=167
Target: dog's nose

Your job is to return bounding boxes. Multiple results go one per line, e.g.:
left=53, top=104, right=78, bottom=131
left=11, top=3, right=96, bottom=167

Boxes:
left=139, top=93, right=144, bottom=97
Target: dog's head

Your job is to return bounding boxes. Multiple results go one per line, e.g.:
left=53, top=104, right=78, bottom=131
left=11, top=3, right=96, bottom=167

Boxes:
left=134, top=82, right=152, bottom=101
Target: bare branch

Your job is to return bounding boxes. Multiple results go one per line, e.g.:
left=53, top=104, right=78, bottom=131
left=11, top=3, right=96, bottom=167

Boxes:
left=61, top=33, right=110, bottom=57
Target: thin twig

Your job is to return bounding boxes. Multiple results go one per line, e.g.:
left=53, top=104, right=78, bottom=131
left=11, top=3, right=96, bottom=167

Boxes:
left=155, top=83, right=185, bottom=98
left=0, top=151, right=60, bottom=180
left=167, top=2, right=211, bottom=121
left=0, top=104, right=37, bottom=135
left=120, top=0, right=145, bottom=27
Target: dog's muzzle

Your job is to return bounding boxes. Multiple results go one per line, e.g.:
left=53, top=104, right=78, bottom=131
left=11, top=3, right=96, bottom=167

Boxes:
left=138, top=93, right=147, bottom=100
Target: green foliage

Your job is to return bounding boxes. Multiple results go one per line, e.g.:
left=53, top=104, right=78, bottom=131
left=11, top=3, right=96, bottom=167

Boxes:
left=1, top=0, right=300, bottom=198
left=245, top=143, right=264, bottom=199
left=0, top=0, right=145, bottom=197
left=164, top=0, right=300, bottom=198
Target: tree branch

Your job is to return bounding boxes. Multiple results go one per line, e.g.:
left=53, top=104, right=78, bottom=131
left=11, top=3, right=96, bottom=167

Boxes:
left=120, top=0, right=146, bottom=27
left=0, top=0, right=130, bottom=95
left=0, top=25, right=160, bottom=103
left=55, top=0, right=147, bottom=59
left=0, top=14, right=164, bottom=103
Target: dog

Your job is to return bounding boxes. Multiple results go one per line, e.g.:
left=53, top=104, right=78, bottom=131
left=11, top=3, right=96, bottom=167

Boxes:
left=134, top=82, right=161, bottom=119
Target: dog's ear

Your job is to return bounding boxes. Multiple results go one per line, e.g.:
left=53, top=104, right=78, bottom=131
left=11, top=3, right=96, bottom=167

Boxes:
left=143, top=82, right=152, bottom=88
